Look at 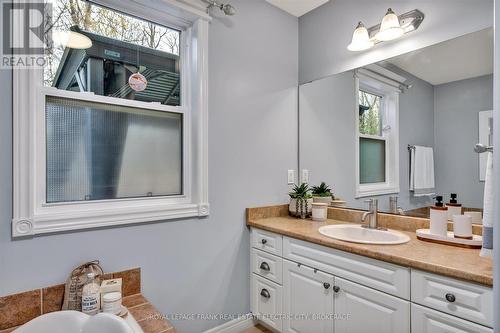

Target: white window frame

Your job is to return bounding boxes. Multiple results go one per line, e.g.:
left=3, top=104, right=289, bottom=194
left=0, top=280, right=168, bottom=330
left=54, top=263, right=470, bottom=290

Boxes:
left=12, top=0, right=211, bottom=237
left=355, top=71, right=400, bottom=198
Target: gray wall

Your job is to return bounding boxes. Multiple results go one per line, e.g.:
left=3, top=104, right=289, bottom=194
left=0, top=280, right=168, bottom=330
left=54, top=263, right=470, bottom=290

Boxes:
left=299, top=0, right=493, bottom=83
left=299, top=72, right=357, bottom=207
left=0, top=1, right=298, bottom=332
left=299, top=66, right=435, bottom=212
left=434, top=74, right=493, bottom=208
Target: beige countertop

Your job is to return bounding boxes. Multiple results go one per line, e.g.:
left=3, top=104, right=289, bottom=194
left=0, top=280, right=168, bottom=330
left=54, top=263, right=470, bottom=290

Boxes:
left=247, top=207, right=493, bottom=286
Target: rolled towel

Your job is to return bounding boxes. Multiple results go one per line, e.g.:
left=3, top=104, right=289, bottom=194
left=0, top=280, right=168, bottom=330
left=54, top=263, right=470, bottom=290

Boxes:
left=480, top=152, right=493, bottom=257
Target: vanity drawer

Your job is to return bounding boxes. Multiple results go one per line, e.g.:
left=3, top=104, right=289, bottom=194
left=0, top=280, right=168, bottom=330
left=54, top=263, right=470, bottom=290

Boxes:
left=251, top=273, right=283, bottom=332
left=411, top=270, right=493, bottom=327
left=251, top=228, right=283, bottom=256
left=411, top=304, right=492, bottom=333
left=283, top=236, right=410, bottom=299
left=251, top=248, right=283, bottom=285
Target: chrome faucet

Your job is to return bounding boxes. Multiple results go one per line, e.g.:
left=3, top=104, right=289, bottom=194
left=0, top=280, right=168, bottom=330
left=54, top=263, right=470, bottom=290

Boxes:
left=389, top=196, right=406, bottom=215
left=361, top=199, right=378, bottom=229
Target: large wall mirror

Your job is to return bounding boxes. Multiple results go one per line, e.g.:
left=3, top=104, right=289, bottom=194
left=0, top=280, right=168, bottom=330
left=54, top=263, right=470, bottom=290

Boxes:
left=299, top=28, right=493, bottom=218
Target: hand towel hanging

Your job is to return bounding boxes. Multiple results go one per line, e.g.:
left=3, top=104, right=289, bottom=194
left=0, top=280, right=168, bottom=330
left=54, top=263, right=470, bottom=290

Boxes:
left=410, top=145, right=435, bottom=197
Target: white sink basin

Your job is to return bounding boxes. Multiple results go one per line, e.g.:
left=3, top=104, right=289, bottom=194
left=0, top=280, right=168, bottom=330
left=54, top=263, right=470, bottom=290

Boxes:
left=13, top=311, right=141, bottom=333
left=318, top=224, right=410, bottom=245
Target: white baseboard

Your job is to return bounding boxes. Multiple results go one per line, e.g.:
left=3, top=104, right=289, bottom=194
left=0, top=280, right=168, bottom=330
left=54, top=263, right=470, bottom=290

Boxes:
left=203, top=314, right=255, bottom=333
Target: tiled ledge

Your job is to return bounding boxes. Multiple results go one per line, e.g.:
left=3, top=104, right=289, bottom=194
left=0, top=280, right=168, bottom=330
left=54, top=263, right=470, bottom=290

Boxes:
left=0, top=268, right=175, bottom=333
left=123, top=294, right=176, bottom=333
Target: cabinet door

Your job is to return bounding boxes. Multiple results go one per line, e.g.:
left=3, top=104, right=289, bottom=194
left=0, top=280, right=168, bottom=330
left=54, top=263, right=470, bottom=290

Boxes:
left=283, top=259, right=334, bottom=333
left=251, top=273, right=283, bottom=332
left=334, top=277, right=410, bottom=333
left=411, top=304, right=492, bottom=333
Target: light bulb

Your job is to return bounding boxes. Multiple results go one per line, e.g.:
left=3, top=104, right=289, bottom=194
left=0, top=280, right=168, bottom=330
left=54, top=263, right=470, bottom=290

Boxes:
left=52, top=30, right=92, bottom=49
left=375, top=8, right=404, bottom=41
left=347, top=22, right=374, bottom=51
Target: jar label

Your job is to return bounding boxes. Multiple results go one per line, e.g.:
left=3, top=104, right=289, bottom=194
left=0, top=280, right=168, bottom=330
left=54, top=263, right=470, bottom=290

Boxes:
left=82, top=295, right=99, bottom=313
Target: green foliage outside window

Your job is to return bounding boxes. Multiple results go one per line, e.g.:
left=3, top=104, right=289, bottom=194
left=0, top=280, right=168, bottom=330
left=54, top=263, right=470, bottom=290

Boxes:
left=359, top=90, right=382, bottom=136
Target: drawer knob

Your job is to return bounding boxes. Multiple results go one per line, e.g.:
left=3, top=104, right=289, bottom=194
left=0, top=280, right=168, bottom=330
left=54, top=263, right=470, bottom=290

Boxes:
left=333, top=286, right=340, bottom=293
left=260, top=289, right=271, bottom=299
left=261, top=239, right=267, bottom=245
left=260, top=262, right=270, bottom=271
left=445, top=293, right=456, bottom=303
left=323, top=283, right=330, bottom=289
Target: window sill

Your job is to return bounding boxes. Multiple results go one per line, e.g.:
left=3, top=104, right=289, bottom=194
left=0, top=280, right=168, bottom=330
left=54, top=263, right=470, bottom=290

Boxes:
left=355, top=185, right=400, bottom=198
left=12, top=203, right=210, bottom=237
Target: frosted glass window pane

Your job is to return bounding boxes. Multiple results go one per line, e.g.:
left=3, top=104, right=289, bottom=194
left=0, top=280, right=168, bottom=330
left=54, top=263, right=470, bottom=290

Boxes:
left=46, top=96, right=182, bottom=203
left=360, top=137, right=386, bottom=184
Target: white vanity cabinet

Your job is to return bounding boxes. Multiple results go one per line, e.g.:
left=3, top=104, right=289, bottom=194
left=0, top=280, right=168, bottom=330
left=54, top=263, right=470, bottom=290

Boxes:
left=249, top=227, right=492, bottom=333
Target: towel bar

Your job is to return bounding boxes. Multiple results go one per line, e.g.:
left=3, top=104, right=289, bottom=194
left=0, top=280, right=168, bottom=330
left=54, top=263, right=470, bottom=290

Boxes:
left=474, top=143, right=493, bottom=153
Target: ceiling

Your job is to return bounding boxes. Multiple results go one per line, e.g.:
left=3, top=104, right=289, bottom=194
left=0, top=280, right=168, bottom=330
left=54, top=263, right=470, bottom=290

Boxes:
left=265, top=0, right=329, bottom=17
left=387, top=28, right=493, bottom=86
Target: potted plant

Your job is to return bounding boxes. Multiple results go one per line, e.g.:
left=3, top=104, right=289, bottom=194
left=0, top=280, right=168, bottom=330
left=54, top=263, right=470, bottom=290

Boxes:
left=311, top=182, right=333, bottom=205
left=289, top=183, right=313, bottom=218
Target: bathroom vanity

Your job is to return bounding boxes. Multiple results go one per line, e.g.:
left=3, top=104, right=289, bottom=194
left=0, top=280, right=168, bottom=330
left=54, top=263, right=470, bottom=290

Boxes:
left=247, top=206, right=493, bottom=333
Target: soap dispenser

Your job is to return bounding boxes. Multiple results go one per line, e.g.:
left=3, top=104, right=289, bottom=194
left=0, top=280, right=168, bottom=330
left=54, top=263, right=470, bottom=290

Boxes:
left=430, top=196, right=448, bottom=237
left=446, top=193, right=462, bottom=221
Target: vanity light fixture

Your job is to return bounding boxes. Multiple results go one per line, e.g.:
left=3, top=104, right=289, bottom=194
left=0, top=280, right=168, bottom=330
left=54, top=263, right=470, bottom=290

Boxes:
left=347, top=9, right=424, bottom=51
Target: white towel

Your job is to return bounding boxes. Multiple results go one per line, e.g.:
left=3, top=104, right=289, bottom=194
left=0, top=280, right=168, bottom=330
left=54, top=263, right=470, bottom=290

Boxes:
left=410, top=146, right=435, bottom=197
left=480, top=152, right=493, bottom=257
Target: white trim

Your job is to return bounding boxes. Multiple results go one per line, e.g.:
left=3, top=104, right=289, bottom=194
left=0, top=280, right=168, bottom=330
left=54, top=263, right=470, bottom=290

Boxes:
left=89, top=0, right=211, bottom=30
left=12, top=2, right=210, bottom=237
left=203, top=315, right=255, bottom=333
left=355, top=74, right=400, bottom=198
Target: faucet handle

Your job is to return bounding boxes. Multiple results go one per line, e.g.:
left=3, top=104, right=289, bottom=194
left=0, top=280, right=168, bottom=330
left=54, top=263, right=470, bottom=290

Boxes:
left=364, top=198, right=378, bottom=210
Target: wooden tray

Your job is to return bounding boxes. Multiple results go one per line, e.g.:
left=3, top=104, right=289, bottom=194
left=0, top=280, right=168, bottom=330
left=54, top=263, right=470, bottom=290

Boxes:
left=416, top=229, right=482, bottom=249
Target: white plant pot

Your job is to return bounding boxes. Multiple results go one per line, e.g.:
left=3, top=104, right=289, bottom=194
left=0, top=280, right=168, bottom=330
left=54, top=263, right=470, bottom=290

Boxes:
left=289, top=198, right=313, bottom=216
left=313, top=196, right=332, bottom=205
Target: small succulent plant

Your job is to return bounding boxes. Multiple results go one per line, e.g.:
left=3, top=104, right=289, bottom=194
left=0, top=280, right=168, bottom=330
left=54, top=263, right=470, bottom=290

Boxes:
left=289, top=183, right=312, bottom=218
left=311, top=182, right=333, bottom=198
left=289, top=183, right=312, bottom=199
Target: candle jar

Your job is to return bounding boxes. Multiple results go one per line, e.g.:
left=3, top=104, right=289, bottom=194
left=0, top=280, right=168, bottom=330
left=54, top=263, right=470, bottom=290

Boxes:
left=312, top=203, right=328, bottom=222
